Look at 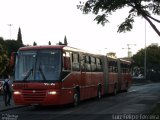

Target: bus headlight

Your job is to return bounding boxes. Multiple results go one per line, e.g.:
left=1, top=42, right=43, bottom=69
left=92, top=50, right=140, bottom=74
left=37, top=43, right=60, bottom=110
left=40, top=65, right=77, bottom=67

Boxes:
left=14, top=91, right=22, bottom=95
left=48, top=91, right=57, bottom=95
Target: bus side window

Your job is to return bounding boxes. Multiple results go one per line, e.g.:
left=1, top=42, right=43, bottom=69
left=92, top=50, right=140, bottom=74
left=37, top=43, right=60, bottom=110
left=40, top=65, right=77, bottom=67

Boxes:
left=80, top=55, right=85, bottom=71
left=108, top=61, right=113, bottom=72
left=72, top=53, right=80, bottom=71
left=63, top=52, right=71, bottom=70
left=99, top=59, right=103, bottom=71
left=121, top=63, right=125, bottom=73
left=85, top=56, right=91, bottom=72
left=96, top=58, right=102, bottom=72
left=91, top=56, right=96, bottom=72
left=114, top=61, right=118, bottom=73
left=127, top=64, right=131, bottom=73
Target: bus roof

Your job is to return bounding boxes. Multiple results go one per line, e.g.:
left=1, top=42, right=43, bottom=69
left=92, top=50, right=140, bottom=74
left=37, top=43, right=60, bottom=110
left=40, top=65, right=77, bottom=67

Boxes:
left=19, top=45, right=103, bottom=56
left=119, top=58, right=132, bottom=64
left=19, top=45, right=66, bottom=51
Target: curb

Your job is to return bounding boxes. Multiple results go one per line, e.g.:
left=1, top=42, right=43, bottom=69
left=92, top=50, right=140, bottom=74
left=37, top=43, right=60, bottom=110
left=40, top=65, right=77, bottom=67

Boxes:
left=0, top=105, right=28, bottom=112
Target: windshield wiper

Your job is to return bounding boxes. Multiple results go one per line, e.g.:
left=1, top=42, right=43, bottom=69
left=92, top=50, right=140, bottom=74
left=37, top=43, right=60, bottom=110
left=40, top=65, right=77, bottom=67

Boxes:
left=39, top=65, right=46, bottom=80
left=23, top=68, right=33, bottom=81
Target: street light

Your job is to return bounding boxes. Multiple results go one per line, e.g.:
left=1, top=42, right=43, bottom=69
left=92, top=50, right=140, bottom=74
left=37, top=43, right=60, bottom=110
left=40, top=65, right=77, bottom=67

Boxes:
left=144, top=17, right=147, bottom=80
left=122, top=44, right=136, bottom=57
left=7, top=24, right=13, bottom=40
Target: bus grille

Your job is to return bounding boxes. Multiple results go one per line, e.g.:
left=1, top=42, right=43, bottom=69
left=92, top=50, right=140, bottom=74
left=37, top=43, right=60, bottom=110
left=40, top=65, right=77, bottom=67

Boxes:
left=22, top=89, right=46, bottom=103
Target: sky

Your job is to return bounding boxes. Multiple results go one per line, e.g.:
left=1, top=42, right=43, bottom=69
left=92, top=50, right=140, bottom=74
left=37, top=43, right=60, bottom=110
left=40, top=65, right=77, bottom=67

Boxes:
left=0, top=0, right=160, bottom=57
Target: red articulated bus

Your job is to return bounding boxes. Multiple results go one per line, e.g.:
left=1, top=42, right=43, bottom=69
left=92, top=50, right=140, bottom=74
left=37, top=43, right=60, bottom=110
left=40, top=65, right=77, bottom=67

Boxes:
left=12, top=45, right=132, bottom=106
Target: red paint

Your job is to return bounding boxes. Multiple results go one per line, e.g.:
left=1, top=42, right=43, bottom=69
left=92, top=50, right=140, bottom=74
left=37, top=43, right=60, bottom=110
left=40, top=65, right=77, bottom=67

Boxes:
left=13, top=45, right=132, bottom=106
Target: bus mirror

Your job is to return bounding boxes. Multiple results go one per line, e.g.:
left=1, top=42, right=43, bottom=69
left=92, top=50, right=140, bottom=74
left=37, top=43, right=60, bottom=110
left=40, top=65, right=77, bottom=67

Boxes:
left=10, top=52, right=17, bottom=67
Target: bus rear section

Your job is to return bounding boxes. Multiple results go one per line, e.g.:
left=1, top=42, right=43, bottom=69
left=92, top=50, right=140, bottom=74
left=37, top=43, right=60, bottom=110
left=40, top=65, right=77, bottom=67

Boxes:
left=13, top=46, right=104, bottom=106
left=118, top=59, right=132, bottom=91
left=102, top=57, right=132, bottom=95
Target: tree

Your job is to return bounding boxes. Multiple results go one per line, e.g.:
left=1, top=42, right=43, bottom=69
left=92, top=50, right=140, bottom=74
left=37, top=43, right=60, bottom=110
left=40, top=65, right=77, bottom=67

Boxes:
left=0, top=37, right=24, bottom=76
left=48, top=41, right=51, bottom=45
left=58, top=41, right=63, bottom=45
left=0, top=37, right=5, bottom=46
left=107, top=52, right=117, bottom=58
left=78, top=0, right=160, bottom=36
left=3, top=39, right=24, bottom=75
left=17, top=27, right=23, bottom=45
left=4, top=40, right=23, bottom=57
left=64, top=35, right=68, bottom=46
left=0, top=44, right=9, bottom=76
left=33, top=41, right=37, bottom=46
left=132, top=44, right=160, bottom=81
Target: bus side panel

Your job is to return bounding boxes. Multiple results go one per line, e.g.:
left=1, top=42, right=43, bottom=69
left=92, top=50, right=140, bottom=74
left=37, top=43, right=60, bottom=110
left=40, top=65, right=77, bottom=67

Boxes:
left=83, top=72, right=92, bottom=100
left=80, top=71, right=104, bottom=100
left=61, top=71, right=103, bottom=104
left=125, top=73, right=132, bottom=88
left=91, top=72, right=104, bottom=97
left=119, top=73, right=126, bottom=90
left=61, top=72, right=81, bottom=104
left=80, top=71, right=86, bottom=100
left=108, top=73, right=118, bottom=94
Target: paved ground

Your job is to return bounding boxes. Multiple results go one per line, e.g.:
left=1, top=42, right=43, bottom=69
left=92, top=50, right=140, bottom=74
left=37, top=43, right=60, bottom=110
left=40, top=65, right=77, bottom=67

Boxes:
left=0, top=82, right=153, bottom=112
left=1, top=83, right=160, bottom=120
left=0, top=95, right=24, bottom=112
left=0, top=83, right=160, bottom=120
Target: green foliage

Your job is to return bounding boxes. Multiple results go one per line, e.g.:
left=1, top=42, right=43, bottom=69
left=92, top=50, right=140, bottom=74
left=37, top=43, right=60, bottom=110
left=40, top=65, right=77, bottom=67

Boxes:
left=78, top=0, right=160, bottom=36
left=4, top=40, right=23, bottom=57
left=0, top=37, right=23, bottom=76
left=0, top=44, right=9, bottom=76
left=117, top=16, right=134, bottom=33
left=0, top=37, right=5, bottom=46
left=64, top=35, right=68, bottom=46
left=33, top=41, right=37, bottom=46
left=0, top=27, right=25, bottom=76
left=94, top=14, right=109, bottom=26
left=58, top=41, right=63, bottom=45
left=58, top=36, right=68, bottom=46
left=133, top=44, right=160, bottom=67
left=17, top=27, right=23, bottom=45
left=48, top=41, right=51, bottom=45
left=132, top=44, right=160, bottom=81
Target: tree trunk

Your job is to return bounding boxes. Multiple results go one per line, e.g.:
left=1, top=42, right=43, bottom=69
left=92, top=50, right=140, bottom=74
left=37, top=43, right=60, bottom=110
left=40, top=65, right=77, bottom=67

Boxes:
left=143, top=15, right=160, bottom=37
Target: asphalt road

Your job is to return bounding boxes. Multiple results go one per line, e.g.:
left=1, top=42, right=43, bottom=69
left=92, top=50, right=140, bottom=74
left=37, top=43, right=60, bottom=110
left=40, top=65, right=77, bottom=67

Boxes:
left=1, top=83, right=160, bottom=120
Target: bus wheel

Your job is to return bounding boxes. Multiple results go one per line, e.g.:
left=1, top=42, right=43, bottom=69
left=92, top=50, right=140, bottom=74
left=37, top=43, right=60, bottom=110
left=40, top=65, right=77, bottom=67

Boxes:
left=97, top=86, right=102, bottom=100
left=73, top=90, right=80, bottom=106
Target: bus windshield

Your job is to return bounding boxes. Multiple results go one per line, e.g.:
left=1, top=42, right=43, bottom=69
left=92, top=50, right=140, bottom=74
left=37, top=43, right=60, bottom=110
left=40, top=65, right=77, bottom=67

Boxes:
left=15, top=49, right=61, bottom=81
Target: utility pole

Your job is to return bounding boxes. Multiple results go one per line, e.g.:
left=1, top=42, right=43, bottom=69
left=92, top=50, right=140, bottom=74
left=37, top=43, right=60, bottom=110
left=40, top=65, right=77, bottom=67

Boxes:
left=144, top=1, right=147, bottom=81
left=8, top=24, right=13, bottom=40
left=122, top=44, right=136, bottom=57
left=144, top=17, right=147, bottom=80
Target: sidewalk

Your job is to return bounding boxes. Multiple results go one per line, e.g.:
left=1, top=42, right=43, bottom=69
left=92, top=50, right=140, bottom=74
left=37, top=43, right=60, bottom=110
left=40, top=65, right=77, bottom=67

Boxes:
left=0, top=95, right=25, bottom=112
